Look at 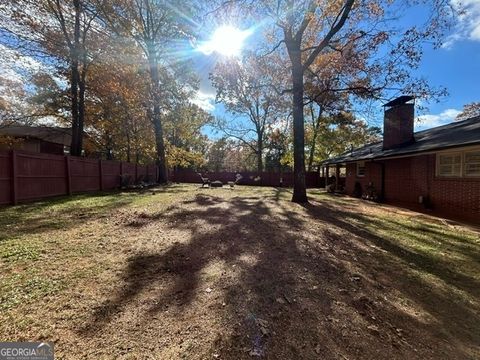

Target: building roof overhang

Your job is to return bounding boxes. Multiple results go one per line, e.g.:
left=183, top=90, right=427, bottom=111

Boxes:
left=322, top=115, right=480, bottom=166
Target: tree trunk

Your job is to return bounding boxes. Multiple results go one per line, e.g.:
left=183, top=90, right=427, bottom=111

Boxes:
left=307, top=137, right=315, bottom=172
left=307, top=127, right=319, bottom=172
left=69, top=60, right=80, bottom=156
left=69, top=0, right=81, bottom=156
left=105, top=130, right=113, bottom=160
left=77, top=67, right=86, bottom=155
left=152, top=107, right=168, bottom=182
left=126, top=132, right=131, bottom=163
left=307, top=105, right=315, bottom=172
left=307, top=106, right=322, bottom=172
left=147, top=46, right=168, bottom=183
left=289, top=45, right=308, bottom=203
left=257, top=133, right=263, bottom=173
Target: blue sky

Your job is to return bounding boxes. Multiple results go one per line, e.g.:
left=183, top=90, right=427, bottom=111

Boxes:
left=413, top=39, right=480, bottom=130
left=193, top=0, right=480, bottom=135
left=1, top=1, right=479, bottom=136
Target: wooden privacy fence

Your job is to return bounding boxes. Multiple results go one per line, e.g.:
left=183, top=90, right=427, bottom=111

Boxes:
left=0, top=150, right=159, bottom=205
left=170, top=169, right=325, bottom=188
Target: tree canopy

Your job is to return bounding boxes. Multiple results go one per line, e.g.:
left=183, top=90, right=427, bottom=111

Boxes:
left=0, top=0, right=463, bottom=197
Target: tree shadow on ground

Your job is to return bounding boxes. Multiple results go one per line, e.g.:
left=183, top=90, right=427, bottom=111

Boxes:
left=303, top=199, right=480, bottom=296
left=0, top=184, right=186, bottom=242
left=0, top=194, right=132, bottom=242
left=79, top=191, right=480, bottom=359
left=301, top=198, right=480, bottom=354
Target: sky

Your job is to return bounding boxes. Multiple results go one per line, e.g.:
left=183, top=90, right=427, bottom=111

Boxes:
left=191, top=0, right=480, bottom=134
left=413, top=31, right=480, bottom=130
left=1, top=1, right=480, bottom=135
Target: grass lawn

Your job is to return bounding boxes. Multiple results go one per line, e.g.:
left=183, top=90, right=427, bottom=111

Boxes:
left=0, top=184, right=479, bottom=359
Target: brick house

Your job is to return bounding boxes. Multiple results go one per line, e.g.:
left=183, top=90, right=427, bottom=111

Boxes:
left=324, top=96, right=480, bottom=224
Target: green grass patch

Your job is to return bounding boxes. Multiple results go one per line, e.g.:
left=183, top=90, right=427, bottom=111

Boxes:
left=1, top=242, right=40, bottom=262
left=0, top=273, right=66, bottom=310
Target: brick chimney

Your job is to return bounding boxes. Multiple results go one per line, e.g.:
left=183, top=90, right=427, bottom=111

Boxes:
left=383, top=96, right=415, bottom=150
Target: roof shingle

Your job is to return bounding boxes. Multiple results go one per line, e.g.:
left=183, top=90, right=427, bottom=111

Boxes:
left=324, top=115, right=480, bottom=165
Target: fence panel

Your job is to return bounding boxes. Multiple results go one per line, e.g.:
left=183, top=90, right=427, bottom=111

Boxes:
left=102, top=160, right=121, bottom=190
left=70, top=157, right=101, bottom=193
left=146, top=164, right=155, bottom=182
left=122, top=163, right=136, bottom=185
left=146, top=165, right=154, bottom=182
left=0, top=148, right=324, bottom=205
left=0, top=150, right=158, bottom=205
left=171, top=170, right=323, bottom=188
left=136, top=165, right=147, bottom=183
left=0, top=151, right=12, bottom=205
left=16, top=151, right=67, bottom=201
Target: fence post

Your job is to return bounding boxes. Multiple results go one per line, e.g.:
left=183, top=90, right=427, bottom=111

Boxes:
left=11, top=150, right=17, bottom=205
left=135, top=163, right=138, bottom=184
left=98, top=159, right=104, bottom=191
left=65, top=155, right=72, bottom=195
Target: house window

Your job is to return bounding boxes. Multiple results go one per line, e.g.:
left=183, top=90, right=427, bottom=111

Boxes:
left=465, top=151, right=480, bottom=177
left=357, top=161, right=366, bottom=177
left=437, top=153, right=462, bottom=177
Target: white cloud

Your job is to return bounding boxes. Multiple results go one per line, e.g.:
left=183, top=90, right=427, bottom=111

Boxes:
left=0, top=45, right=67, bottom=123
left=444, top=0, right=480, bottom=47
left=191, top=91, right=216, bottom=112
left=415, top=108, right=461, bottom=130
left=0, top=45, right=41, bottom=83
left=0, top=44, right=65, bottom=89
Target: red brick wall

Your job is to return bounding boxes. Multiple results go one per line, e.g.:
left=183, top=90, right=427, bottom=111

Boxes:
left=430, top=164, right=480, bottom=223
left=345, top=154, right=480, bottom=223
left=345, top=162, right=383, bottom=196
left=383, top=104, right=414, bottom=149
left=383, top=155, right=431, bottom=204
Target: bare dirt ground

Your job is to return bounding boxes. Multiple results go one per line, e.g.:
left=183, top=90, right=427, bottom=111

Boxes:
left=1, top=184, right=479, bottom=359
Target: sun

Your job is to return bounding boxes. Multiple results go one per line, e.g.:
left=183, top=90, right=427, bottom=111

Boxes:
left=198, top=26, right=252, bottom=57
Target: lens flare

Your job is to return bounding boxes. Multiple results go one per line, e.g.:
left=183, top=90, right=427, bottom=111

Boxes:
left=198, top=26, right=252, bottom=57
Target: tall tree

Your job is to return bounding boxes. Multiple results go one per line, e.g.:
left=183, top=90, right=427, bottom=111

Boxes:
left=1, top=0, right=102, bottom=155
left=0, top=46, right=42, bottom=126
left=261, top=0, right=356, bottom=202
left=210, top=55, right=284, bottom=172
left=86, top=41, right=154, bottom=162
left=163, top=103, right=212, bottom=170
left=303, top=91, right=348, bottom=171
left=206, top=137, right=229, bottom=172
left=265, top=127, right=291, bottom=173
left=99, top=0, right=199, bottom=183
left=228, top=0, right=455, bottom=202
left=306, top=112, right=381, bottom=165
left=206, top=137, right=257, bottom=172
